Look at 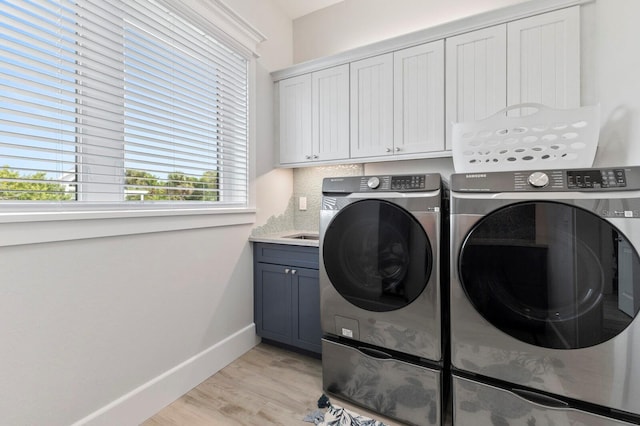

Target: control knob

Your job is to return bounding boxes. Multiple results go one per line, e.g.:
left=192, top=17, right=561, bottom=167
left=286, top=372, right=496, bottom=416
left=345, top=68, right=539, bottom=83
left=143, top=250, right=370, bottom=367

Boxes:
left=528, top=172, right=549, bottom=188
left=367, top=176, right=380, bottom=189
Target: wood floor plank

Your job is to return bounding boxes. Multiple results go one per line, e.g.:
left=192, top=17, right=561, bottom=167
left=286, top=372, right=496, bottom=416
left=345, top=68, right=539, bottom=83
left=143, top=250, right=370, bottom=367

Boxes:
left=142, top=343, right=407, bottom=426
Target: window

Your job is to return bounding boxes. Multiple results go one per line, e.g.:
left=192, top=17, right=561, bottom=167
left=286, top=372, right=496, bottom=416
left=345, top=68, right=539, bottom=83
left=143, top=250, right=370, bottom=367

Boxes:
left=0, top=0, right=250, bottom=207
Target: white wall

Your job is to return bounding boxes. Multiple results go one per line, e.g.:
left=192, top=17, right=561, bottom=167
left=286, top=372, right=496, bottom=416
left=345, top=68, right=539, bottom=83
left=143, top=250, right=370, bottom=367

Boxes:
left=0, top=1, right=294, bottom=425
left=292, top=0, right=531, bottom=63
left=230, top=0, right=296, bottom=229
left=586, top=0, right=640, bottom=167
left=2, top=227, right=255, bottom=426
left=293, top=0, right=640, bottom=178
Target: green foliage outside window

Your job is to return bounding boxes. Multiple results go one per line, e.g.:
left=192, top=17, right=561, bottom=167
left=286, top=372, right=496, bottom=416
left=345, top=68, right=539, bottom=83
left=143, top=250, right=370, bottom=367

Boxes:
left=0, top=167, right=72, bottom=201
left=0, top=167, right=218, bottom=202
left=125, top=169, right=219, bottom=201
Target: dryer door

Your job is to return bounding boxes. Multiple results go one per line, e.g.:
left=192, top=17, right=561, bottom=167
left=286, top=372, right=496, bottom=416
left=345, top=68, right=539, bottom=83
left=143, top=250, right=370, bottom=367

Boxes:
left=322, top=199, right=432, bottom=312
left=459, top=200, right=640, bottom=349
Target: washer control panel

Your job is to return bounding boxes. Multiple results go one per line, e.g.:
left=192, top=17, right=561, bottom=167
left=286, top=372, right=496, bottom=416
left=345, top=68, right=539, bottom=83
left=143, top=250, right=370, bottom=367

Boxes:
left=360, top=174, right=427, bottom=191
left=390, top=175, right=426, bottom=190
left=452, top=167, right=638, bottom=193
left=567, top=169, right=626, bottom=189
left=323, top=174, right=441, bottom=193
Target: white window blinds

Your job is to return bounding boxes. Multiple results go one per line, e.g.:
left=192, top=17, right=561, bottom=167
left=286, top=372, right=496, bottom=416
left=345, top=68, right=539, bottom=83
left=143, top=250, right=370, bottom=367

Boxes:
left=0, top=0, right=249, bottom=205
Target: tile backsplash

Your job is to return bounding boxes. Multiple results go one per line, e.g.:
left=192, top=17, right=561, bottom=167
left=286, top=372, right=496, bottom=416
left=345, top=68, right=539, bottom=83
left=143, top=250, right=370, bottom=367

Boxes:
left=293, top=164, right=363, bottom=232
left=252, top=164, right=363, bottom=236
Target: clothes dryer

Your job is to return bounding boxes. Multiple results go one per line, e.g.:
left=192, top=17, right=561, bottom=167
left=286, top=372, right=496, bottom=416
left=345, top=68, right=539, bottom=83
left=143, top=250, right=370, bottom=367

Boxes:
left=320, top=174, right=448, bottom=426
left=450, top=167, right=640, bottom=425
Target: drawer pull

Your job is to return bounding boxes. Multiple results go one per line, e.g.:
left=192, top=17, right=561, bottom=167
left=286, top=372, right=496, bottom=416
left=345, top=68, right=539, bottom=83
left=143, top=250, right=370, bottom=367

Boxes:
left=511, top=388, right=569, bottom=408
left=357, top=346, right=392, bottom=360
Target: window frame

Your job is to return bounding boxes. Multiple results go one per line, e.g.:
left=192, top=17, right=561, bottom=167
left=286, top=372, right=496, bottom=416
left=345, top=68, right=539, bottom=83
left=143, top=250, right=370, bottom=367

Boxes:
left=0, top=0, right=264, bottom=242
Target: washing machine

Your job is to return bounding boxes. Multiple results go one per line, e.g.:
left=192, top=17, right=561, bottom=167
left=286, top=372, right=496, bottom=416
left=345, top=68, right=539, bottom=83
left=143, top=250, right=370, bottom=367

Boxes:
left=319, top=173, right=448, bottom=426
left=450, top=166, right=640, bottom=425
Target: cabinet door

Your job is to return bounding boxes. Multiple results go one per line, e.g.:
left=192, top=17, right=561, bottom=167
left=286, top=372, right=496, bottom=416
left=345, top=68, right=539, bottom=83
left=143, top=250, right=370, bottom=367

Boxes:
left=254, top=263, right=292, bottom=344
left=279, top=74, right=312, bottom=164
left=312, top=64, right=350, bottom=161
left=507, top=6, right=580, bottom=114
left=350, top=53, right=394, bottom=158
left=394, top=40, right=445, bottom=154
left=291, top=267, right=322, bottom=353
left=445, top=25, right=507, bottom=150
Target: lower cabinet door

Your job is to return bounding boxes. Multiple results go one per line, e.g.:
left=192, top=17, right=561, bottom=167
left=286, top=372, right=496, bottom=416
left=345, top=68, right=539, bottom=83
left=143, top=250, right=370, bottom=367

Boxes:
left=255, top=262, right=322, bottom=354
left=255, top=262, right=292, bottom=344
left=292, top=267, right=321, bottom=353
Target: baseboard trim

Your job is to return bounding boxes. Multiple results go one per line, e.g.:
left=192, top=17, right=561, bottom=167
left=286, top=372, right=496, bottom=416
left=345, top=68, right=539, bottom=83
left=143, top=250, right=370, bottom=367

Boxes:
left=73, top=324, right=260, bottom=426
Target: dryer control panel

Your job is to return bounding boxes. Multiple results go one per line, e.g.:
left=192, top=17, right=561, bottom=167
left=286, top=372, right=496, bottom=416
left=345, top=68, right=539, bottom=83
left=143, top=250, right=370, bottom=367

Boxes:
left=452, top=166, right=640, bottom=193
left=566, top=169, right=626, bottom=189
left=323, top=174, right=441, bottom=193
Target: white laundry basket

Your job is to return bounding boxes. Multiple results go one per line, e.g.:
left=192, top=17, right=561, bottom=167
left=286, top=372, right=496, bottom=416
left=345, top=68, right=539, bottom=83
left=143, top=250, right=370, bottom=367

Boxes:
left=452, top=103, right=600, bottom=173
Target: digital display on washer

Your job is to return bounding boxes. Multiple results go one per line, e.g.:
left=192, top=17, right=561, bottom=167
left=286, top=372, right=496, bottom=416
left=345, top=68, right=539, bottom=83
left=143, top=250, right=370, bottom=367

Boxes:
left=390, top=175, right=426, bottom=190
left=567, top=169, right=626, bottom=189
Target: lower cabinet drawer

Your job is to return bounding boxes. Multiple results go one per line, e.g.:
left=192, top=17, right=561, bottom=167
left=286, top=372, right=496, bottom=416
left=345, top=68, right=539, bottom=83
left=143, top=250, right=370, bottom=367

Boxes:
left=254, top=242, right=319, bottom=269
left=452, top=374, right=637, bottom=426
left=322, top=338, right=443, bottom=426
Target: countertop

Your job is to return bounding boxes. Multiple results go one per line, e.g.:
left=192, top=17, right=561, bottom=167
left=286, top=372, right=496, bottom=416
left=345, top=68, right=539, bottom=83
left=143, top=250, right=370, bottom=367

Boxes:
left=249, top=231, right=319, bottom=247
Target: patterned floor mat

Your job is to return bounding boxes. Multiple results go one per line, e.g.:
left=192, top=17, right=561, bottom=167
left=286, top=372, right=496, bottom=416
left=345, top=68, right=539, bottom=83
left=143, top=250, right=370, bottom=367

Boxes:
left=303, top=395, right=388, bottom=426
left=319, top=404, right=388, bottom=426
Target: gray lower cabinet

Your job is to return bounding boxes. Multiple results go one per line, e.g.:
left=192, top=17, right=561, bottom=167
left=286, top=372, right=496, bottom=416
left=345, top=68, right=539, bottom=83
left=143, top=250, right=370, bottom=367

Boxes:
left=253, top=243, right=321, bottom=354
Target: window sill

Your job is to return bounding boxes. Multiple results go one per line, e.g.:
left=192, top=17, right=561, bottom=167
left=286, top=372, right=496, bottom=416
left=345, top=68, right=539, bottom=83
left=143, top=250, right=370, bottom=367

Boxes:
left=0, top=206, right=256, bottom=247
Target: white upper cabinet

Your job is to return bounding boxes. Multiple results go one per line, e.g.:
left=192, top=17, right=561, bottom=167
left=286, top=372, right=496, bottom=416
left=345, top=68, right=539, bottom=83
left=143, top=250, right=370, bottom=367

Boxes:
left=312, top=64, right=350, bottom=161
left=394, top=40, right=445, bottom=154
left=507, top=6, right=580, bottom=111
left=279, top=74, right=312, bottom=164
left=350, top=53, right=394, bottom=159
left=279, top=65, right=349, bottom=165
left=445, top=25, right=507, bottom=150
left=351, top=42, right=445, bottom=159
left=274, top=1, right=584, bottom=166
left=445, top=7, right=580, bottom=149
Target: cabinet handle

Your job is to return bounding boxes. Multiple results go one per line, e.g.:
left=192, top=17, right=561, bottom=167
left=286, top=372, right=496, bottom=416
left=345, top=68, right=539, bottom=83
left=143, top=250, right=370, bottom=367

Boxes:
left=395, top=147, right=401, bottom=152
left=284, top=268, right=290, bottom=274
left=291, top=269, right=297, bottom=275
left=385, top=147, right=391, bottom=153
left=312, top=155, right=318, bottom=159
left=305, top=155, right=311, bottom=160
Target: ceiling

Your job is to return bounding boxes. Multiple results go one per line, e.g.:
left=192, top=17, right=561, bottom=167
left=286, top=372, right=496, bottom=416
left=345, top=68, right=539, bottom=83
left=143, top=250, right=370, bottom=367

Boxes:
left=273, top=0, right=345, bottom=19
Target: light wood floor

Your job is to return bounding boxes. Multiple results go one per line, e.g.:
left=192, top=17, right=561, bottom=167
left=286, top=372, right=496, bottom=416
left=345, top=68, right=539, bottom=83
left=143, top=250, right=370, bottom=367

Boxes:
left=142, top=342, right=406, bottom=425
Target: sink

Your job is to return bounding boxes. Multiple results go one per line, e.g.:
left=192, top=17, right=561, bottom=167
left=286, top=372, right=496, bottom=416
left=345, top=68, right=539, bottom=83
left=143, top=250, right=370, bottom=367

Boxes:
left=283, top=233, right=319, bottom=241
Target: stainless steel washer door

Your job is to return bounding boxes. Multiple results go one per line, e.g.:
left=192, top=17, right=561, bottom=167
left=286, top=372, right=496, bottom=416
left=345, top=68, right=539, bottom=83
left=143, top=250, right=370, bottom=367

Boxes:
left=459, top=200, right=640, bottom=350
left=322, top=199, right=432, bottom=312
